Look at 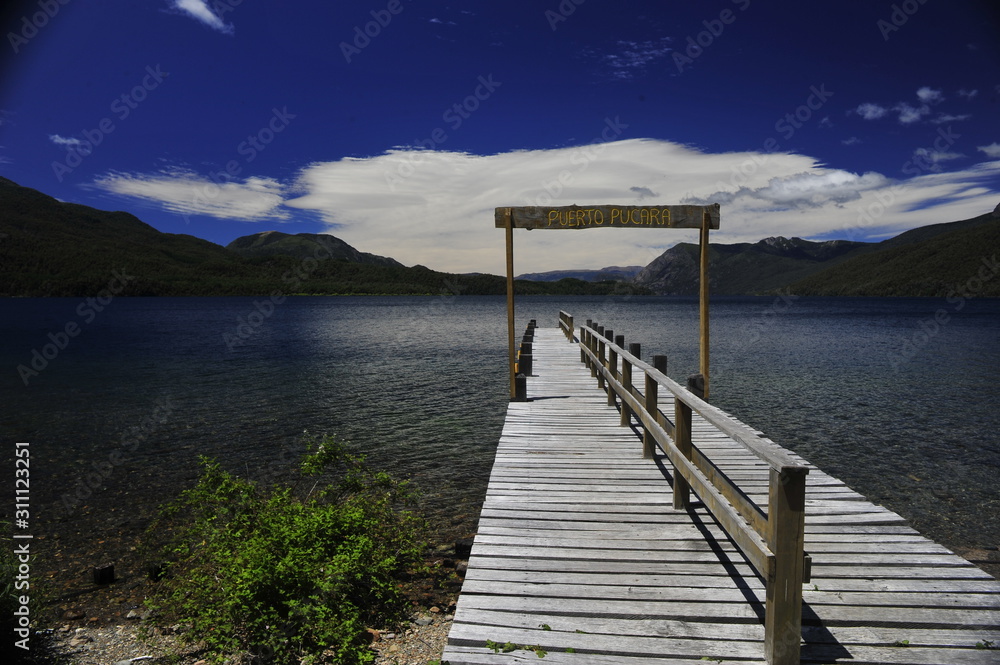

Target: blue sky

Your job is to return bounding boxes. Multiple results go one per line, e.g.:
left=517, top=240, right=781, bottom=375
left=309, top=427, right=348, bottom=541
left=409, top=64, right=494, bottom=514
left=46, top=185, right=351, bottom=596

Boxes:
left=1, top=0, right=998, bottom=274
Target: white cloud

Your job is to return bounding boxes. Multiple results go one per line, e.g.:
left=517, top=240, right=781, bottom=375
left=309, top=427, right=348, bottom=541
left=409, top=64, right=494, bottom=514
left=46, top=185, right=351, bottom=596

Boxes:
left=913, top=148, right=964, bottom=164
left=855, top=103, right=887, bottom=120
left=92, top=140, right=1000, bottom=274
left=916, top=86, right=943, bottom=104
left=958, top=88, right=978, bottom=100
left=685, top=170, right=891, bottom=208
left=895, top=102, right=930, bottom=124
left=978, top=143, right=1000, bottom=158
left=93, top=169, right=288, bottom=221
left=169, top=0, right=234, bottom=34
left=858, top=89, right=966, bottom=125
left=931, top=113, right=971, bottom=124
left=49, top=133, right=84, bottom=146
left=841, top=136, right=861, bottom=146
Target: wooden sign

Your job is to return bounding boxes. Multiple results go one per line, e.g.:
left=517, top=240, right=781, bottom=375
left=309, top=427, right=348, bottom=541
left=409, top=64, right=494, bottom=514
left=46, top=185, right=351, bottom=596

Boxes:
left=495, top=204, right=720, bottom=230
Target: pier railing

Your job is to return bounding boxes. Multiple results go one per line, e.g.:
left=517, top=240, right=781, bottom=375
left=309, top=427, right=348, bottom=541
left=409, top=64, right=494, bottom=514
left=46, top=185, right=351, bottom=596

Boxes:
left=562, top=312, right=810, bottom=665
left=512, top=319, right=536, bottom=402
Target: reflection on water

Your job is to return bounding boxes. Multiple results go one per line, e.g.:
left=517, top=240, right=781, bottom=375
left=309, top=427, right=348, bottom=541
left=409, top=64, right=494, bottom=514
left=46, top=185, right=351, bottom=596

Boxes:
left=1, top=294, right=998, bottom=573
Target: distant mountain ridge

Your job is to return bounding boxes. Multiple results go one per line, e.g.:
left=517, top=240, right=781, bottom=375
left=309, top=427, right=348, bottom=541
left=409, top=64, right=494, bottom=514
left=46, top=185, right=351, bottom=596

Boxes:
left=226, top=231, right=403, bottom=268
left=632, top=208, right=1000, bottom=296
left=516, top=265, right=643, bottom=282
left=789, top=210, right=1000, bottom=297
left=633, top=236, right=869, bottom=295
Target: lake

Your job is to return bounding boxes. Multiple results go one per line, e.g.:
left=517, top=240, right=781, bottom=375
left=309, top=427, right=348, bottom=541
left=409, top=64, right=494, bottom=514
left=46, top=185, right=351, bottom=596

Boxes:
left=2, top=294, right=998, bottom=589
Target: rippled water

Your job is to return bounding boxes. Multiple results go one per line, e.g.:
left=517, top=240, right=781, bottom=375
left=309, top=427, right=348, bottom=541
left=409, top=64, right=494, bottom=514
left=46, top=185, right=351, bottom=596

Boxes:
left=1, top=295, right=998, bottom=570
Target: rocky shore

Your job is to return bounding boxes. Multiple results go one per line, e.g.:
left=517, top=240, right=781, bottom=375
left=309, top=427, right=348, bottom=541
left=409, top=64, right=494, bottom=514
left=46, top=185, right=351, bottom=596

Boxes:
left=25, top=533, right=469, bottom=664
left=34, top=606, right=455, bottom=665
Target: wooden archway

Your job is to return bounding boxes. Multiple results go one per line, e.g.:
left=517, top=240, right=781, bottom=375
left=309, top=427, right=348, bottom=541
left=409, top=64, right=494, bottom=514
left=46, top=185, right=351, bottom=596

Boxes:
left=495, top=203, right=720, bottom=400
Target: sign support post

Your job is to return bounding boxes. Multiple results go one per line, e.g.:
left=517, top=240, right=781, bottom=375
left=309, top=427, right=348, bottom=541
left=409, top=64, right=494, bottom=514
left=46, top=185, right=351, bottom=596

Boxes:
left=505, top=209, right=516, bottom=400
left=700, top=210, right=711, bottom=400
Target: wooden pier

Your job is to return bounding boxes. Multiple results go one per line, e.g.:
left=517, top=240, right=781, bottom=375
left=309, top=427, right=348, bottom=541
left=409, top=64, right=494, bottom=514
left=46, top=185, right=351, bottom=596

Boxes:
left=441, top=316, right=1000, bottom=664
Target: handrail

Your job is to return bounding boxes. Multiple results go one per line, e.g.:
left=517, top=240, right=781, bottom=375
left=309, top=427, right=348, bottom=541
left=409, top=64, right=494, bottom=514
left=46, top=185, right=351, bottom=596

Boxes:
left=558, top=310, right=574, bottom=341
left=569, top=313, right=810, bottom=665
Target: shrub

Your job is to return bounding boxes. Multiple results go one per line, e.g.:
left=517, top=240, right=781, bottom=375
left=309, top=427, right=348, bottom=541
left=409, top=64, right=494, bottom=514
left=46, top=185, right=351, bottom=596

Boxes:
left=143, top=434, right=426, bottom=664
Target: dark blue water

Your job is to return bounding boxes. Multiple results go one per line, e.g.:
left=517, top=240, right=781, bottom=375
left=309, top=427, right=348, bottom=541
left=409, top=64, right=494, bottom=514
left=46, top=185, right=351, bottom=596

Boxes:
left=2, top=295, right=998, bottom=578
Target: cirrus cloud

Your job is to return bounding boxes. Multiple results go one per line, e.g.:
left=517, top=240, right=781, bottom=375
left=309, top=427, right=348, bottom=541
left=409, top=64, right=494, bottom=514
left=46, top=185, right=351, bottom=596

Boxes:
left=94, top=169, right=288, bottom=221
left=168, top=0, right=234, bottom=35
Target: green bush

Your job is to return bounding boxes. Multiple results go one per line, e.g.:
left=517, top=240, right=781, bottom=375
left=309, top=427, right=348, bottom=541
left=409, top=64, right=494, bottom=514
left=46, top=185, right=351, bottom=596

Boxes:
left=143, top=434, right=426, bottom=664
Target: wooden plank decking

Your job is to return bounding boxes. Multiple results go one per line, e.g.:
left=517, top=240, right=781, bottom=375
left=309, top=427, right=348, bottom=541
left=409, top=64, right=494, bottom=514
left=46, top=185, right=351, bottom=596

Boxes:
left=441, top=327, right=1000, bottom=664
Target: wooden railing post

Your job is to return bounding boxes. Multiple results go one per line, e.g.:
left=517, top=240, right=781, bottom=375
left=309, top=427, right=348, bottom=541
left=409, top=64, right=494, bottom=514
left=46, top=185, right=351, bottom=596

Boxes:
left=687, top=373, right=705, bottom=400
left=584, top=320, right=594, bottom=371
left=518, top=340, right=532, bottom=376
left=610, top=334, right=624, bottom=406
left=513, top=372, right=527, bottom=402
left=559, top=311, right=574, bottom=341
left=621, top=342, right=639, bottom=426
left=604, top=329, right=615, bottom=405
left=595, top=325, right=605, bottom=386
left=764, top=467, right=807, bottom=665
left=673, top=372, right=694, bottom=508
left=643, top=354, right=666, bottom=459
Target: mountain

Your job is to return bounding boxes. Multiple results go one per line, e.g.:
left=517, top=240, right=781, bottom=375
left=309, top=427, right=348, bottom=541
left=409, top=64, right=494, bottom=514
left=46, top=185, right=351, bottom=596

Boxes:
left=0, top=177, right=649, bottom=297
left=790, top=210, right=1000, bottom=297
left=226, top=231, right=403, bottom=268
left=633, top=207, right=1000, bottom=297
left=633, top=236, right=870, bottom=295
left=516, top=265, right=643, bottom=282
left=0, top=176, right=257, bottom=296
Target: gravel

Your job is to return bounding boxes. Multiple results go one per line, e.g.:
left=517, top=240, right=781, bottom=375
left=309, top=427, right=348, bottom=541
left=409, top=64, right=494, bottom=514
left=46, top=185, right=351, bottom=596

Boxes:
left=38, top=611, right=453, bottom=665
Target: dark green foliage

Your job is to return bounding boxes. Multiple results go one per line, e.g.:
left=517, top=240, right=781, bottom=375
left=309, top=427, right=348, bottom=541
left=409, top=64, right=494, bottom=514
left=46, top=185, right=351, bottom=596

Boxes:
left=790, top=216, right=1000, bottom=297
left=226, top=231, right=403, bottom=267
left=142, top=434, right=426, bottom=664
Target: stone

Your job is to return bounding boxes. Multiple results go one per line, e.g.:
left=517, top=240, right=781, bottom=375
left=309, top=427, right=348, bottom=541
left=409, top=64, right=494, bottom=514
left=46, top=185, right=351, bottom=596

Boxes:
left=92, top=563, right=115, bottom=584
left=429, top=606, right=441, bottom=613
left=63, top=609, right=85, bottom=620
left=414, top=616, right=433, bottom=626
left=126, top=610, right=141, bottom=620
left=455, top=538, right=474, bottom=558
